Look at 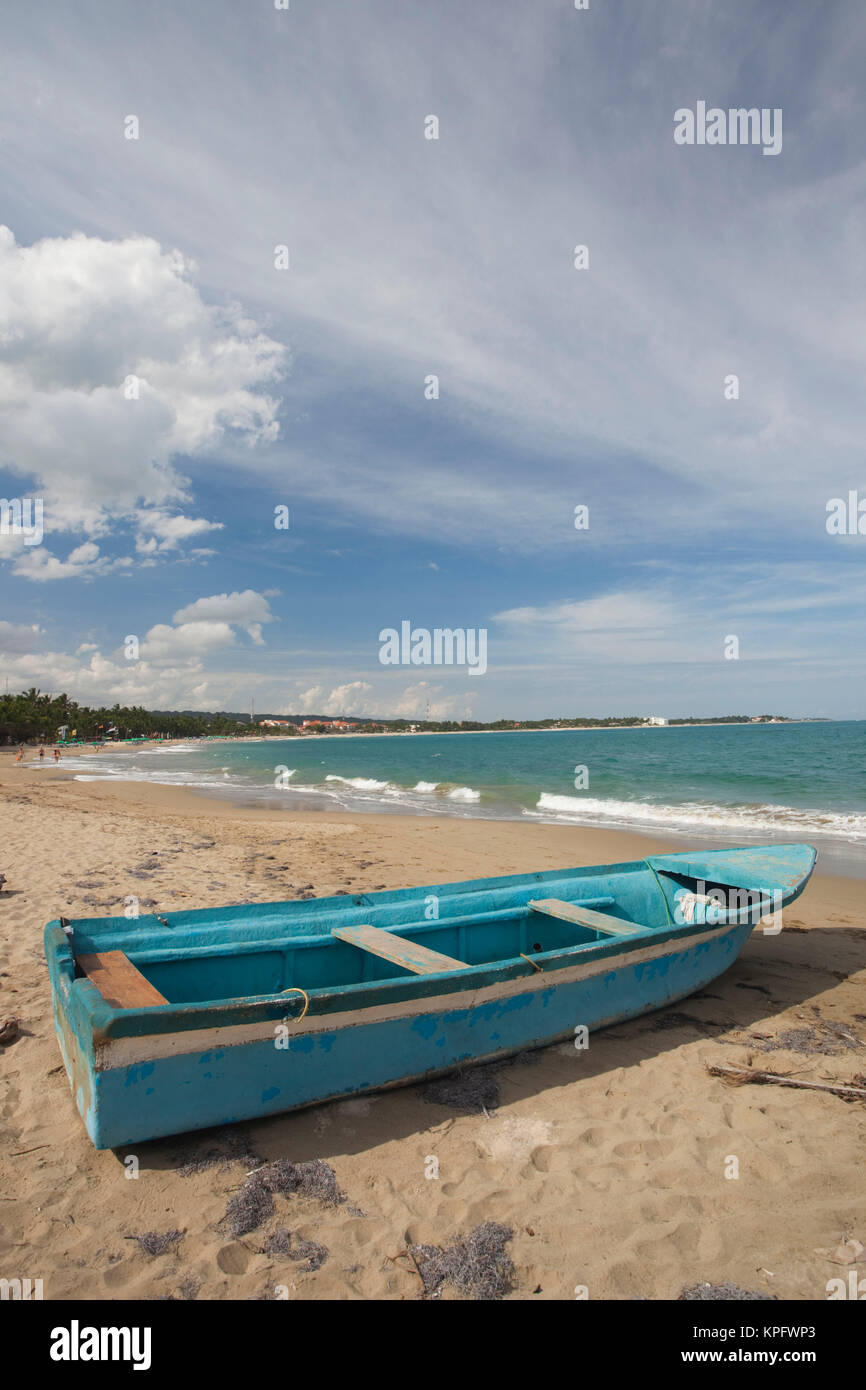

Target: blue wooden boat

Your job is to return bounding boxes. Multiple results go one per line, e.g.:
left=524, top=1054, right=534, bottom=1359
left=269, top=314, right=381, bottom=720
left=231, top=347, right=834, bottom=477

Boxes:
left=45, top=843, right=816, bottom=1148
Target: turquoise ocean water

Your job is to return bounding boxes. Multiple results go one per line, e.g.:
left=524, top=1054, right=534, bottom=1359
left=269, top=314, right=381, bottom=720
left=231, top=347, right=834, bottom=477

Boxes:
left=63, top=721, right=866, bottom=875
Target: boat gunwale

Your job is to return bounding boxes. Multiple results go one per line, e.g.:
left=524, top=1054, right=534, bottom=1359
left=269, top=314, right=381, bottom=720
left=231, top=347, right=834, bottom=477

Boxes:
left=48, top=908, right=763, bottom=1043
left=98, top=895, right=619, bottom=967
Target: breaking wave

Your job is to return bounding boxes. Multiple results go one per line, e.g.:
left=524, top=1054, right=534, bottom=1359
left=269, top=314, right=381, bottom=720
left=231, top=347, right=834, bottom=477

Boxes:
left=531, top=792, right=866, bottom=841
left=325, top=774, right=393, bottom=791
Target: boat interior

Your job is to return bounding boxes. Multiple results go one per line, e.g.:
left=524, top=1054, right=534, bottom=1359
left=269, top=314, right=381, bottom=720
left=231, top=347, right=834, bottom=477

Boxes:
left=66, top=847, right=811, bottom=1011
left=74, top=890, right=720, bottom=1008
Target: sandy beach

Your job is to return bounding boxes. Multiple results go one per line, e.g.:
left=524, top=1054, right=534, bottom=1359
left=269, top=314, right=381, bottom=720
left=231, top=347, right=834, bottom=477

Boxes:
left=1, top=756, right=864, bottom=1301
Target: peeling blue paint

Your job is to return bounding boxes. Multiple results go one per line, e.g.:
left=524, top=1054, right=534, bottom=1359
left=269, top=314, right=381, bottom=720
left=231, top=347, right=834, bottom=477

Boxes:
left=122, top=1062, right=155, bottom=1087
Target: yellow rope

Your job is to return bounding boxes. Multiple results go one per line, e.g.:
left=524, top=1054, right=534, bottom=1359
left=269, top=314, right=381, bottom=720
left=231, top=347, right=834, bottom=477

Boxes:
left=280, top=986, right=310, bottom=1021
left=520, top=953, right=544, bottom=973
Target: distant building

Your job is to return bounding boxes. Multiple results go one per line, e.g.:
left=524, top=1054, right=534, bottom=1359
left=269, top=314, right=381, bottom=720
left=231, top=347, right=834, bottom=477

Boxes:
left=646, top=716, right=668, bottom=726
left=300, top=718, right=359, bottom=730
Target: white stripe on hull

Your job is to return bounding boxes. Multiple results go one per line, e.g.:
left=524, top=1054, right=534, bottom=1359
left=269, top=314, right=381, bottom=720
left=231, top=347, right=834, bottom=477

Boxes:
left=95, top=921, right=742, bottom=1073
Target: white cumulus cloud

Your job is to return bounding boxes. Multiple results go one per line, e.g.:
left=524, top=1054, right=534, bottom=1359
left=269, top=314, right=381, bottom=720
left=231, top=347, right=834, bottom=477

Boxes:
left=0, top=225, right=288, bottom=550
left=172, top=589, right=275, bottom=644
left=12, top=541, right=134, bottom=582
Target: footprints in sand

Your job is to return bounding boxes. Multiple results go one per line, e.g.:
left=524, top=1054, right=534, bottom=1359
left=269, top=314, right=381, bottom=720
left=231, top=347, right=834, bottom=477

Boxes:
left=216, top=1242, right=251, bottom=1275
left=611, top=1136, right=678, bottom=1161
left=475, top=1116, right=554, bottom=1164
left=101, top=1260, right=139, bottom=1292
left=0, top=1073, right=21, bottom=1121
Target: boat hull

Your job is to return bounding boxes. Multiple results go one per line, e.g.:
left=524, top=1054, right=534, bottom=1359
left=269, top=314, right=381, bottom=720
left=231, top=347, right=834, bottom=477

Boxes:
left=56, top=916, right=752, bottom=1149
left=45, top=842, right=817, bottom=1148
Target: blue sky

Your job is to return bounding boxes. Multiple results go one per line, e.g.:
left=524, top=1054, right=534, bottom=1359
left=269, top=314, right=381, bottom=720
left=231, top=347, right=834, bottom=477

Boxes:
left=1, top=0, right=864, bottom=719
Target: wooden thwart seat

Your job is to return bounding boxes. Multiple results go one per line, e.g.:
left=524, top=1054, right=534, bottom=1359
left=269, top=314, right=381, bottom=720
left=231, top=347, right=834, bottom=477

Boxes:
left=529, top=898, right=642, bottom=937
left=331, top=924, right=470, bottom=975
left=77, top=951, right=168, bottom=1008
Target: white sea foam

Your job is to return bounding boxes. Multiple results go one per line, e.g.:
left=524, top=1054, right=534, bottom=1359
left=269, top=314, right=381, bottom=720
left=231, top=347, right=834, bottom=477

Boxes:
left=64, top=741, right=865, bottom=854
left=74, top=773, right=238, bottom=791
left=143, top=745, right=194, bottom=754
left=532, top=792, right=866, bottom=841
left=324, top=774, right=393, bottom=791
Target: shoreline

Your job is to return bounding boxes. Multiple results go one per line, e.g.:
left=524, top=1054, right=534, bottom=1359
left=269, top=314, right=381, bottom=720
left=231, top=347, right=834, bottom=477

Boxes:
left=10, top=744, right=864, bottom=879
left=3, top=760, right=864, bottom=892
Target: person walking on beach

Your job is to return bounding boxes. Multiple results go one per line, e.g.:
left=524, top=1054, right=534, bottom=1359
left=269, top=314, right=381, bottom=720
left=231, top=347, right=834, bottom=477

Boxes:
left=39, top=745, right=45, bottom=760
left=53, top=747, right=61, bottom=762
left=15, top=745, right=24, bottom=763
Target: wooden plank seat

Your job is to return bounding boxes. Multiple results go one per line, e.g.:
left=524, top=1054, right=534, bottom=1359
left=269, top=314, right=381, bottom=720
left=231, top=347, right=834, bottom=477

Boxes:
left=331, top=924, right=470, bottom=975
left=528, top=898, right=643, bottom=937
left=77, top=951, right=168, bottom=1008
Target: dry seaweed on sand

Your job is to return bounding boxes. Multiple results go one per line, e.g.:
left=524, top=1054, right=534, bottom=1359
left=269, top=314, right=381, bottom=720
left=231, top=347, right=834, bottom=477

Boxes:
left=173, top=1126, right=260, bottom=1177
left=264, top=1229, right=329, bottom=1271
left=222, top=1182, right=275, bottom=1237
left=422, top=1065, right=502, bottom=1114
left=264, top=1228, right=294, bottom=1257
left=816, top=1020, right=862, bottom=1050
left=130, top=1229, right=184, bottom=1257
left=772, top=1027, right=840, bottom=1055
left=159, top=1277, right=200, bottom=1301
left=421, top=1052, right=543, bottom=1113
left=410, top=1222, right=515, bottom=1300
left=291, top=1238, right=329, bottom=1272
left=750, top=1018, right=862, bottom=1056
left=255, top=1158, right=345, bottom=1207
left=223, top=1159, right=345, bottom=1236
left=679, top=1282, right=775, bottom=1301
